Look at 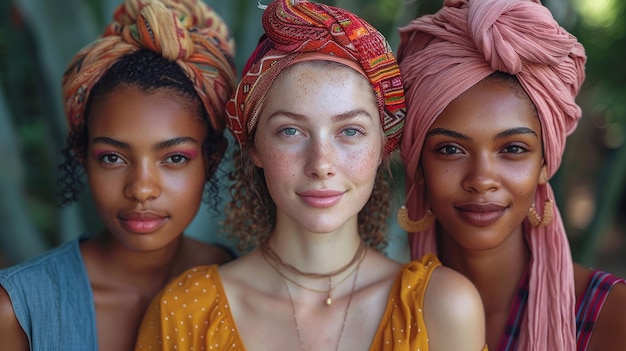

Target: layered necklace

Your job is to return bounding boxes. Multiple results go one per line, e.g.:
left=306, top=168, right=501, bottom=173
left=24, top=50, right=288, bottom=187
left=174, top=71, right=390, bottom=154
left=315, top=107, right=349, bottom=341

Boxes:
left=260, top=240, right=366, bottom=306
left=260, top=240, right=367, bottom=351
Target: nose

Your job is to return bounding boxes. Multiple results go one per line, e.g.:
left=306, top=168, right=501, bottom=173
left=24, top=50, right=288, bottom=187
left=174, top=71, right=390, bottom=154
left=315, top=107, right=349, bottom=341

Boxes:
left=461, top=153, right=500, bottom=194
left=124, top=162, right=161, bottom=203
left=304, top=138, right=336, bottom=179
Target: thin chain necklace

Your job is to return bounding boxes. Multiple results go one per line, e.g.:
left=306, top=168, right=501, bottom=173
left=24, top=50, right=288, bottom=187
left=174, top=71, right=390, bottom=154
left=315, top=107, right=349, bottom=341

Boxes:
left=261, top=240, right=365, bottom=306
left=281, top=247, right=366, bottom=351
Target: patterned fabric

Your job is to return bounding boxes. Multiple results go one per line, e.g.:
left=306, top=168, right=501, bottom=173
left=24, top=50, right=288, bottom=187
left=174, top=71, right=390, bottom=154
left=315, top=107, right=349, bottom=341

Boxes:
left=0, top=237, right=97, bottom=350
left=575, top=270, right=626, bottom=350
left=397, top=1, right=586, bottom=349
left=62, top=0, right=237, bottom=133
left=495, top=269, right=626, bottom=351
left=225, top=0, right=405, bottom=156
left=136, top=254, right=477, bottom=351
left=496, top=269, right=529, bottom=351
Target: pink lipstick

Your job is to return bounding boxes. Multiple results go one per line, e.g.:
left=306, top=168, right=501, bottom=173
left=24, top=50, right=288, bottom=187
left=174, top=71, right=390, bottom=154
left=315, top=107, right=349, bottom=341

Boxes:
left=119, top=211, right=169, bottom=234
left=297, top=189, right=345, bottom=208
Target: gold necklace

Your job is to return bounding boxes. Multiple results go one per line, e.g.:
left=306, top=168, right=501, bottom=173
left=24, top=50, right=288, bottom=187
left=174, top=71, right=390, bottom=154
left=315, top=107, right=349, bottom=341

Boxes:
left=261, top=241, right=366, bottom=306
left=270, top=263, right=357, bottom=305
left=281, top=248, right=365, bottom=351
left=262, top=240, right=365, bottom=278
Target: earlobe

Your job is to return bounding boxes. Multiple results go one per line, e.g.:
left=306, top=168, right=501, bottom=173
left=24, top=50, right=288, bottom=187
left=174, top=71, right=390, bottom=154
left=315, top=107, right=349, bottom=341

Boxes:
left=538, top=162, right=549, bottom=185
left=250, top=146, right=263, bottom=168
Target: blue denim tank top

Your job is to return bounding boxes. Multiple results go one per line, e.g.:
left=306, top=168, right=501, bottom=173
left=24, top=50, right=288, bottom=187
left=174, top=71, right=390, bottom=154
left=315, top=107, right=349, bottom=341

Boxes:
left=0, top=237, right=97, bottom=350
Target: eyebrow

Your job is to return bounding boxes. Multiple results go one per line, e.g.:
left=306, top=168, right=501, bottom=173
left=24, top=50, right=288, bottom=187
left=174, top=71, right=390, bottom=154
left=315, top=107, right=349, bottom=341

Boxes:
left=91, top=136, right=199, bottom=150
left=426, top=128, right=470, bottom=141
left=426, top=127, right=538, bottom=140
left=495, top=127, right=538, bottom=139
left=266, top=109, right=374, bottom=123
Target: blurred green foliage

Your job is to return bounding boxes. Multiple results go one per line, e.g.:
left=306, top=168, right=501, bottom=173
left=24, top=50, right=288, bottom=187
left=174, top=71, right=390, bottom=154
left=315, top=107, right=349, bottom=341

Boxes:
left=0, top=0, right=624, bottom=273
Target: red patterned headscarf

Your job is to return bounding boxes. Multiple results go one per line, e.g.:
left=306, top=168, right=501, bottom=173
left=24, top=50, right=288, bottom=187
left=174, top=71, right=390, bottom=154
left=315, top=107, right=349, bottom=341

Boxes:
left=397, top=0, right=586, bottom=350
left=62, top=0, right=237, bottom=133
left=225, top=0, right=405, bottom=156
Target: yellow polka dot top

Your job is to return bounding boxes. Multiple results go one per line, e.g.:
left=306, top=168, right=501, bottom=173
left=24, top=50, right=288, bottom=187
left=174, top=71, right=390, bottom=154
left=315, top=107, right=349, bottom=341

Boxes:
left=135, top=253, right=458, bottom=350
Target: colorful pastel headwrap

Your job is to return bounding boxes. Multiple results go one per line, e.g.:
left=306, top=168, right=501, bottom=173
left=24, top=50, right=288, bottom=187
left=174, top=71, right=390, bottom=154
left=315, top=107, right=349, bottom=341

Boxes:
left=225, top=0, right=405, bottom=156
left=62, top=0, right=237, bottom=133
left=397, top=0, right=586, bottom=349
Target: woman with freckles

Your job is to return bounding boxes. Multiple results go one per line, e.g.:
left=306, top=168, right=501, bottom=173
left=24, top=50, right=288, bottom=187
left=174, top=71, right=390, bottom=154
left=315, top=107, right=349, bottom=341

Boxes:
left=396, top=0, right=626, bottom=350
left=0, top=0, right=236, bottom=350
left=135, top=1, right=486, bottom=350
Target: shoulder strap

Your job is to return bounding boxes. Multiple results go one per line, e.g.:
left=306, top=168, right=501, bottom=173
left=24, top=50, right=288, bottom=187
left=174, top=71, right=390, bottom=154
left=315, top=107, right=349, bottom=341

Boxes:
left=575, top=270, right=626, bottom=350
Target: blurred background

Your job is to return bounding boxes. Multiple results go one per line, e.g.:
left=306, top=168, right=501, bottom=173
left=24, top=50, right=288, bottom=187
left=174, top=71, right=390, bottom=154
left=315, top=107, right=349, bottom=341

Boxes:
left=0, top=0, right=624, bottom=274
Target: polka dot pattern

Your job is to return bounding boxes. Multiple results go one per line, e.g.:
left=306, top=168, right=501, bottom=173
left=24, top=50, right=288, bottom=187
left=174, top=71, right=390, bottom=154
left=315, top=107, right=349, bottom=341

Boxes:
left=135, top=266, right=243, bottom=350
left=369, top=254, right=438, bottom=349
left=135, top=254, right=450, bottom=350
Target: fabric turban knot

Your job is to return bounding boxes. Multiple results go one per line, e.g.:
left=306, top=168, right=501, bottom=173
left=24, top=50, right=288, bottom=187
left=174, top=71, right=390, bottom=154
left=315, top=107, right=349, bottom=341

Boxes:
left=62, top=0, right=237, bottom=133
left=225, top=0, right=406, bottom=157
left=397, top=0, right=586, bottom=350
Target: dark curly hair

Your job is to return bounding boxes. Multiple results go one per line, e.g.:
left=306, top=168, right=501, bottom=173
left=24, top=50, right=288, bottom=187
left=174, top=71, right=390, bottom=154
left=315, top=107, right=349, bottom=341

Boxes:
left=57, top=49, right=226, bottom=210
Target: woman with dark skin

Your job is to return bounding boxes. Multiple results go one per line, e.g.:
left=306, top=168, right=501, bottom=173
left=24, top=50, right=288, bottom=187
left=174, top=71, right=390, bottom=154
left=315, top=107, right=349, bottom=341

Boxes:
left=0, top=0, right=236, bottom=350
left=397, top=0, right=626, bottom=350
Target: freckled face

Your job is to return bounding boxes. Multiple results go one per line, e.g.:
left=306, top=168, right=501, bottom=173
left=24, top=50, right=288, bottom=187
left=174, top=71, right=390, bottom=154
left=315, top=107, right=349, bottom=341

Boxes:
left=420, top=79, right=548, bottom=251
left=252, top=62, right=383, bottom=234
left=85, top=85, right=208, bottom=252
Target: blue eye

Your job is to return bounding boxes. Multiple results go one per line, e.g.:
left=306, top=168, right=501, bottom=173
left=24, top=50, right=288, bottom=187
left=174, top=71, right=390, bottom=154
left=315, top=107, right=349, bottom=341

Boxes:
left=343, top=128, right=358, bottom=137
left=283, top=128, right=297, bottom=136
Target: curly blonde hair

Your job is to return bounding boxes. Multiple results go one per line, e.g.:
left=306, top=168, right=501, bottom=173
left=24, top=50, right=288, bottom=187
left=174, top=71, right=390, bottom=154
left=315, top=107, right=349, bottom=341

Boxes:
left=223, top=145, right=394, bottom=254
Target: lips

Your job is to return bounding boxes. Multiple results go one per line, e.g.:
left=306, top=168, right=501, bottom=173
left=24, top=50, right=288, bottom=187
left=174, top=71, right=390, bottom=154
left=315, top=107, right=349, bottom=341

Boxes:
left=297, top=189, right=345, bottom=208
left=118, top=211, right=169, bottom=234
left=455, top=203, right=507, bottom=227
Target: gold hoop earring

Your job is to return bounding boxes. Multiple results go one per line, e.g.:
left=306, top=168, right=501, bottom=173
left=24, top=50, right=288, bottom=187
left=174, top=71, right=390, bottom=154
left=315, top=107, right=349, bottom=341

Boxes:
left=527, top=198, right=554, bottom=228
left=397, top=206, right=435, bottom=232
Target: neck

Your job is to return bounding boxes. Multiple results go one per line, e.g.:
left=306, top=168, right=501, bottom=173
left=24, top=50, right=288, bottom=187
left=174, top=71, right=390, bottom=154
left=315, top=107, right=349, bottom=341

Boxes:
left=81, top=230, right=183, bottom=291
left=438, top=226, right=530, bottom=313
left=267, top=219, right=363, bottom=275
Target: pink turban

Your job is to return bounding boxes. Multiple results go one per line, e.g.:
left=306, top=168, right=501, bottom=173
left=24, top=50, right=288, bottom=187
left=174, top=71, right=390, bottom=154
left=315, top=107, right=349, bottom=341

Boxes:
left=225, top=0, right=405, bottom=157
left=397, top=0, right=586, bottom=349
left=62, top=0, right=237, bottom=133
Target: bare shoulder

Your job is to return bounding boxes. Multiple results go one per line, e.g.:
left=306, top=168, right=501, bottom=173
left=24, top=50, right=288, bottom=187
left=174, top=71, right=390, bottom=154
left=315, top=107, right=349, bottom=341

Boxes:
left=424, top=266, right=486, bottom=351
left=426, top=266, right=483, bottom=313
left=181, top=237, right=234, bottom=267
left=576, top=263, right=626, bottom=351
left=0, top=286, right=29, bottom=350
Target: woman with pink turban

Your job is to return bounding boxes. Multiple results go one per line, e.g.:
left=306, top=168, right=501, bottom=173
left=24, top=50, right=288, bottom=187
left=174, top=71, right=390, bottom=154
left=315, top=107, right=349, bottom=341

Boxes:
left=136, top=1, right=487, bottom=350
left=0, top=0, right=236, bottom=349
left=397, top=0, right=626, bottom=350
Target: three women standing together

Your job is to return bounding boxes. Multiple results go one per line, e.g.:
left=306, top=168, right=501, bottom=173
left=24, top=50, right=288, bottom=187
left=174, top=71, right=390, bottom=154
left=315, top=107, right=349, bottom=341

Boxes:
left=1, top=0, right=624, bottom=350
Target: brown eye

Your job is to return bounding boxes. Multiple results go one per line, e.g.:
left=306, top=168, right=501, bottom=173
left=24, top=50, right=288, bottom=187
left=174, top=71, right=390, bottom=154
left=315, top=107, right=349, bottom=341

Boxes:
left=439, top=145, right=461, bottom=155
left=164, top=154, right=190, bottom=164
left=503, top=145, right=527, bottom=154
left=99, top=153, right=123, bottom=164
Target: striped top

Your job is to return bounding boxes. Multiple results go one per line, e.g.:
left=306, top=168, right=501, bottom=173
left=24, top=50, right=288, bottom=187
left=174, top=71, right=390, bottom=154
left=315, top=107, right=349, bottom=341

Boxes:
left=496, top=269, right=529, bottom=351
left=496, top=269, right=625, bottom=351
left=575, top=270, right=626, bottom=350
